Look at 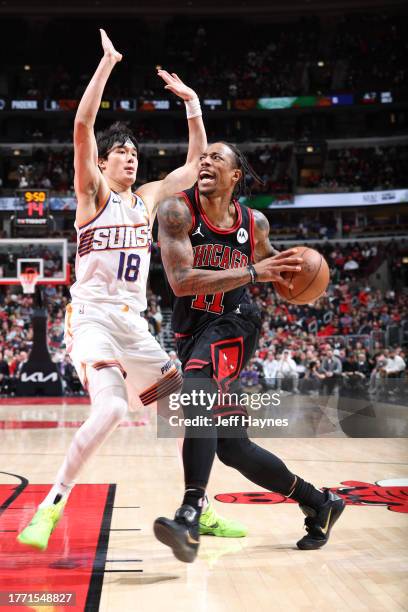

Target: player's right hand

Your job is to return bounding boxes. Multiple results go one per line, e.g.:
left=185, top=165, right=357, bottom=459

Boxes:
left=100, top=29, right=123, bottom=63
left=254, top=249, right=303, bottom=287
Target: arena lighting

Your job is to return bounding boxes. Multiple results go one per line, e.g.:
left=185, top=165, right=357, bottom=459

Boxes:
left=13, top=149, right=21, bottom=156
left=306, top=146, right=314, bottom=153
left=24, top=64, right=31, bottom=71
left=158, top=149, right=166, bottom=156
left=318, top=61, right=324, bottom=67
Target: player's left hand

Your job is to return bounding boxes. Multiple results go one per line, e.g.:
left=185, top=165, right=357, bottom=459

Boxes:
left=100, top=29, right=123, bottom=63
left=157, top=70, right=197, bottom=101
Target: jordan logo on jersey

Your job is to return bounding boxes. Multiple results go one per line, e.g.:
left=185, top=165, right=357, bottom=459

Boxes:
left=192, top=223, right=205, bottom=238
left=78, top=224, right=151, bottom=257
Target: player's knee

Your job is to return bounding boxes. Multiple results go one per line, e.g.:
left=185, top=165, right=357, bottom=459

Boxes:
left=107, top=395, right=128, bottom=424
left=217, top=437, right=251, bottom=469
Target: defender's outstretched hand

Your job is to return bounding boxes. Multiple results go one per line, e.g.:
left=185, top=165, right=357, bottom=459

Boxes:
left=157, top=69, right=197, bottom=101
left=100, top=28, right=122, bottom=63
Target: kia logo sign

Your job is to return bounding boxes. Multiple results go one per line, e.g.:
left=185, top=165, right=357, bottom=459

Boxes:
left=21, top=372, right=59, bottom=383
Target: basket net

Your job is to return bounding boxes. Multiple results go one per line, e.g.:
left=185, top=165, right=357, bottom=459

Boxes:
left=18, top=268, right=40, bottom=294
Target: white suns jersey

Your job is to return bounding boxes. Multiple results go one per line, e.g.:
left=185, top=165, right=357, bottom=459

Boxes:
left=70, top=190, right=152, bottom=312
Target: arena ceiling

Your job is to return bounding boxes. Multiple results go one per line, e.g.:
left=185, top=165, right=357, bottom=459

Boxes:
left=0, top=0, right=405, bottom=15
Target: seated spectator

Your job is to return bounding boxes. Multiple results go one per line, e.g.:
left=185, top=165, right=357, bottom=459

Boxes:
left=262, top=350, right=278, bottom=389
left=321, top=349, right=342, bottom=395
left=384, top=348, right=406, bottom=378
left=276, top=350, right=299, bottom=393
left=240, top=361, right=261, bottom=392
left=169, top=350, right=182, bottom=373
left=301, top=359, right=326, bottom=395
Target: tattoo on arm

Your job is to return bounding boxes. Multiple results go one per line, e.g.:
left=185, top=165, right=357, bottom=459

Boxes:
left=253, top=209, right=279, bottom=261
left=157, top=196, right=194, bottom=289
left=158, top=196, right=251, bottom=296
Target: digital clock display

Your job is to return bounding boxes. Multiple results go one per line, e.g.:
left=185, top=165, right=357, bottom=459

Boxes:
left=23, top=190, right=47, bottom=217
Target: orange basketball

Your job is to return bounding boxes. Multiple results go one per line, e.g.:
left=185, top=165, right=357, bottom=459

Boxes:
left=273, top=246, right=330, bottom=305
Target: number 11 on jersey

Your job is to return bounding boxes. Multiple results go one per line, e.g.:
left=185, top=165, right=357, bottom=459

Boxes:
left=191, top=292, right=225, bottom=314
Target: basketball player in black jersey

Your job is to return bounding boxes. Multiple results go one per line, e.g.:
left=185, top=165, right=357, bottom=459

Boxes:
left=154, top=142, right=345, bottom=562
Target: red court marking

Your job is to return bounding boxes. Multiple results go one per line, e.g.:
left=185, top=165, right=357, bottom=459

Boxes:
left=0, top=483, right=113, bottom=611
left=0, top=420, right=146, bottom=430
left=215, top=480, right=408, bottom=513
left=0, top=398, right=90, bottom=406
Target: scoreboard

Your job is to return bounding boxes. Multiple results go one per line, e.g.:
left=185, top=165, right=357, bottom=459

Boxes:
left=14, top=190, right=49, bottom=235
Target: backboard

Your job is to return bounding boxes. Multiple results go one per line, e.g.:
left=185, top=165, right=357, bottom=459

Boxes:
left=0, top=238, right=69, bottom=285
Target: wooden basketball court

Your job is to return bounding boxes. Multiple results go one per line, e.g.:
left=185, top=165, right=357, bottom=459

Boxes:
left=0, top=399, right=407, bottom=611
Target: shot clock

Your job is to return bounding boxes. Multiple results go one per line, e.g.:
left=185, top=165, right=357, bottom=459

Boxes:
left=14, top=189, right=50, bottom=236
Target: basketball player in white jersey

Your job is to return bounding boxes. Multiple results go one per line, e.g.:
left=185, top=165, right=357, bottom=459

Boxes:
left=17, top=29, right=239, bottom=551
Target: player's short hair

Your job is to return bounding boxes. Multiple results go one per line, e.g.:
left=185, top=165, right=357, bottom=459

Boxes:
left=219, top=141, right=264, bottom=198
left=96, top=122, right=139, bottom=160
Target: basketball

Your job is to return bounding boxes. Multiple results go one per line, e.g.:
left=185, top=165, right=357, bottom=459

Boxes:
left=273, top=246, right=330, bottom=304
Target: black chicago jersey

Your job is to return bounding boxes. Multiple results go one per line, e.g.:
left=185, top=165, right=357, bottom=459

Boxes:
left=170, top=185, right=256, bottom=335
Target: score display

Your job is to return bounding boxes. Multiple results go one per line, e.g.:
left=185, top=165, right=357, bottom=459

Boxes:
left=15, top=190, right=49, bottom=234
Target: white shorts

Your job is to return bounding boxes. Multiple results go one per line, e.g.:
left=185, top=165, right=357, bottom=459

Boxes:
left=64, top=301, right=181, bottom=407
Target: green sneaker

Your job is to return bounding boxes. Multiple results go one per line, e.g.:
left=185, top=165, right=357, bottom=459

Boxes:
left=17, top=500, right=66, bottom=551
left=199, top=503, right=247, bottom=538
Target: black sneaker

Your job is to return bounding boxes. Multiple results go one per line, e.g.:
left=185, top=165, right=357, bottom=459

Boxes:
left=296, top=491, right=345, bottom=550
left=154, top=505, right=200, bottom=563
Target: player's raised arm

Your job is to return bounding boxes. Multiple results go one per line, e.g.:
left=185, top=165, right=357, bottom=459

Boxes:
left=138, top=71, right=207, bottom=216
left=74, top=29, right=122, bottom=225
left=158, top=197, right=303, bottom=296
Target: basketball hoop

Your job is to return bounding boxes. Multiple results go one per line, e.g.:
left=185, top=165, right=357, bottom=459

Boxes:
left=18, top=268, right=40, bottom=294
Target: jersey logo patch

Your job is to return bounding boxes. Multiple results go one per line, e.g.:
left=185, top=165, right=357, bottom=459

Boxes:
left=192, top=223, right=205, bottom=238
left=237, top=228, right=248, bottom=244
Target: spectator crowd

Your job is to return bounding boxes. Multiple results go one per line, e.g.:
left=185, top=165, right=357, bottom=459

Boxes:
left=2, top=143, right=408, bottom=197
left=0, top=283, right=165, bottom=396
left=239, top=275, right=407, bottom=399
left=0, top=266, right=406, bottom=399
left=303, top=146, right=408, bottom=193
left=2, top=13, right=407, bottom=101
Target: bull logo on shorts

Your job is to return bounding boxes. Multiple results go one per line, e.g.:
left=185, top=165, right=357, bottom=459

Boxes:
left=215, top=479, right=408, bottom=513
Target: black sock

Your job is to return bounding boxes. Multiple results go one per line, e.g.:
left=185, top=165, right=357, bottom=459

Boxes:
left=290, top=477, right=326, bottom=510
left=182, top=487, right=205, bottom=514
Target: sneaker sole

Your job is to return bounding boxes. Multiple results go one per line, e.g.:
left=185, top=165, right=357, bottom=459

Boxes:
left=297, top=500, right=346, bottom=550
left=154, top=519, right=198, bottom=563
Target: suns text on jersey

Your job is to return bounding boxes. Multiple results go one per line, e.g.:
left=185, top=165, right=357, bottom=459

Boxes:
left=78, top=224, right=151, bottom=256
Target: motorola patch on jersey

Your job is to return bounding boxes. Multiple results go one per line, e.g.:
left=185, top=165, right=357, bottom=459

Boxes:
left=237, top=228, right=248, bottom=244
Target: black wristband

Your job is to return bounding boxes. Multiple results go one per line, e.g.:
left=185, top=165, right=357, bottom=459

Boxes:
left=247, top=264, right=258, bottom=285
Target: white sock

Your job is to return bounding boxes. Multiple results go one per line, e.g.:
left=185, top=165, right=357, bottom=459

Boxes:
left=39, top=481, right=73, bottom=508
left=39, top=367, right=128, bottom=508
left=202, top=494, right=209, bottom=512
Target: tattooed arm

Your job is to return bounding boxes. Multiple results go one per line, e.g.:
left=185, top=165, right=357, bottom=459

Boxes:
left=252, top=209, right=280, bottom=261
left=158, top=197, right=303, bottom=297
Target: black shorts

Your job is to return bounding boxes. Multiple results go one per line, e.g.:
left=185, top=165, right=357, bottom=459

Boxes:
left=175, top=304, right=261, bottom=418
